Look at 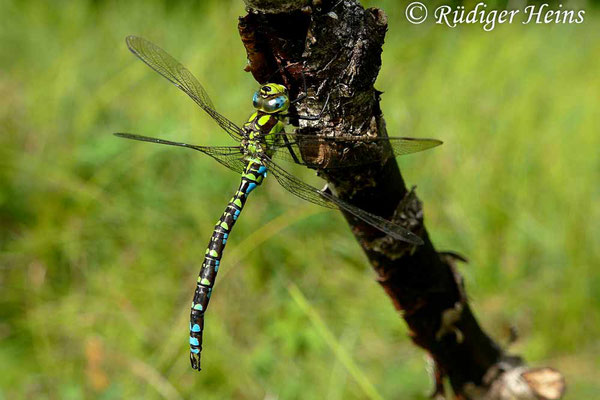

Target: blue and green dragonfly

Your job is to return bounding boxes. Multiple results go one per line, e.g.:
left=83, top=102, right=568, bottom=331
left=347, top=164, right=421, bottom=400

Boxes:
left=116, top=36, right=442, bottom=371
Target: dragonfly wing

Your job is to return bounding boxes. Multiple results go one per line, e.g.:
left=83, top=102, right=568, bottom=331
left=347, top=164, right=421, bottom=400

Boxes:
left=261, top=156, right=423, bottom=245
left=388, top=137, right=442, bottom=157
left=114, top=133, right=247, bottom=174
left=126, top=36, right=245, bottom=141
left=271, top=134, right=442, bottom=169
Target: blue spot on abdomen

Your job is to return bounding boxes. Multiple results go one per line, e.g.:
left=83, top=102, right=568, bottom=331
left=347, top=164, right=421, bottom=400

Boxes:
left=246, top=182, right=257, bottom=193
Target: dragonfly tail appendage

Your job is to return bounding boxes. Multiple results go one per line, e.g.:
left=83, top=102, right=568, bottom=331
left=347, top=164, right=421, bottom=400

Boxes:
left=189, top=161, right=267, bottom=371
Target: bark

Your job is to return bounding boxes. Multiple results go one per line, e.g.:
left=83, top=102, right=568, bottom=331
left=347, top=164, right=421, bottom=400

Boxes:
left=238, top=1, right=565, bottom=398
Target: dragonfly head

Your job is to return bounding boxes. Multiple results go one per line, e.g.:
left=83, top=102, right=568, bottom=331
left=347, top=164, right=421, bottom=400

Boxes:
left=252, top=83, right=290, bottom=114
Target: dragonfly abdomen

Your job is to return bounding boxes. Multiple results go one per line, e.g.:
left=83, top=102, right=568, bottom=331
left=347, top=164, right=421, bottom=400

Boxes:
left=189, top=161, right=267, bottom=370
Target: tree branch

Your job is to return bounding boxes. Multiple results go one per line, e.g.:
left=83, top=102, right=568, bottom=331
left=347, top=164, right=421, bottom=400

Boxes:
left=238, top=1, right=565, bottom=398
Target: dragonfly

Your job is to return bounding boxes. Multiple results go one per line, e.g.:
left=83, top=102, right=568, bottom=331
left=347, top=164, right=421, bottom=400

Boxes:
left=115, top=35, right=442, bottom=371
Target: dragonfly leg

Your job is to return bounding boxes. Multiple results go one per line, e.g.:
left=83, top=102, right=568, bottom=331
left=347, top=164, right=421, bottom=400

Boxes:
left=281, top=129, right=302, bottom=164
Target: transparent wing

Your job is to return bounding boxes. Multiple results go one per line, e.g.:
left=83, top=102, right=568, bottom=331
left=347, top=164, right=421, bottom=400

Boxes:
left=126, top=36, right=245, bottom=141
left=271, top=133, right=442, bottom=169
left=261, top=156, right=423, bottom=245
left=114, top=133, right=246, bottom=174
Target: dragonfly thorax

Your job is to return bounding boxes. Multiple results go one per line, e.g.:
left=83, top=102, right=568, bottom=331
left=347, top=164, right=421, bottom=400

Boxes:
left=242, top=110, right=286, bottom=159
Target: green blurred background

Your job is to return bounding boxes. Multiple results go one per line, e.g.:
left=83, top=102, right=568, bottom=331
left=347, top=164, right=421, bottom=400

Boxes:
left=1, top=0, right=599, bottom=398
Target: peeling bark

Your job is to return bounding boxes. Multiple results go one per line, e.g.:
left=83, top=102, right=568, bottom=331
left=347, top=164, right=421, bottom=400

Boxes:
left=238, top=1, right=565, bottom=398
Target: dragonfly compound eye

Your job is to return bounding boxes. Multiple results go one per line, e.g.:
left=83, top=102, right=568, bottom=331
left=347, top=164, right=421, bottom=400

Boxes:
left=263, top=95, right=289, bottom=113
left=263, top=97, right=280, bottom=112
left=263, top=99, right=275, bottom=112
left=252, top=92, right=261, bottom=109
left=276, top=96, right=287, bottom=108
